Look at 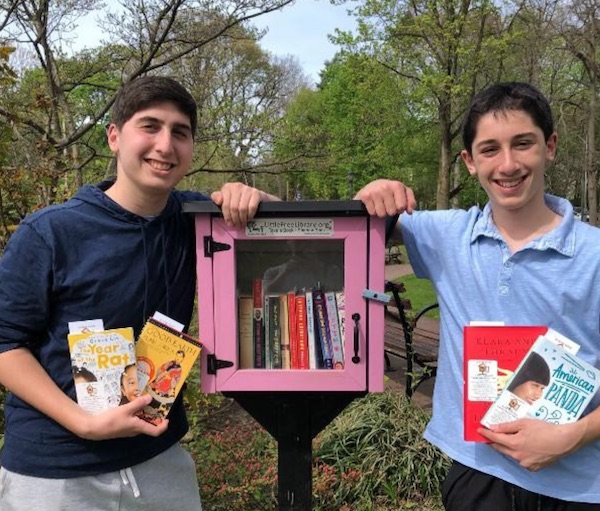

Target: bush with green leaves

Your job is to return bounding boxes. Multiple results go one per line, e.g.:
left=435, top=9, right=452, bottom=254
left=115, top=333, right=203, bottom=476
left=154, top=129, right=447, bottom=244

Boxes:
left=312, top=389, right=449, bottom=510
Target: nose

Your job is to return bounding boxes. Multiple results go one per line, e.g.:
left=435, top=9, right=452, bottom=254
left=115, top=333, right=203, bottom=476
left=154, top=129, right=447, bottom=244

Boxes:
left=497, top=148, right=519, bottom=174
left=155, top=129, right=174, bottom=154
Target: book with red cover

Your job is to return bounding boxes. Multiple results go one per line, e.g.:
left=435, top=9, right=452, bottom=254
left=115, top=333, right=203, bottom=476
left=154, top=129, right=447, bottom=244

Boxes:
left=295, top=294, right=309, bottom=369
left=287, top=291, right=299, bottom=369
left=463, top=325, right=547, bottom=442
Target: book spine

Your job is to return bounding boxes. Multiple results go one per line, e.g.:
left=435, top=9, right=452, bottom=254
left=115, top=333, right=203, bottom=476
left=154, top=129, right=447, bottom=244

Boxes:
left=264, top=295, right=272, bottom=369
left=279, top=294, right=291, bottom=369
left=252, top=278, right=264, bottom=368
left=335, top=291, right=346, bottom=360
left=287, top=291, right=299, bottom=369
left=238, top=296, right=254, bottom=369
left=313, top=290, right=333, bottom=369
left=295, top=294, right=309, bottom=369
left=305, top=291, right=318, bottom=369
left=325, top=291, right=344, bottom=369
left=268, top=295, right=282, bottom=369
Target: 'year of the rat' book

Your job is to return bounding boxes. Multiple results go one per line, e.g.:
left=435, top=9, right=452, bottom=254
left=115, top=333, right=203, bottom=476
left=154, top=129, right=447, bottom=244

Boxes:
left=68, top=325, right=136, bottom=413
left=135, top=317, right=202, bottom=425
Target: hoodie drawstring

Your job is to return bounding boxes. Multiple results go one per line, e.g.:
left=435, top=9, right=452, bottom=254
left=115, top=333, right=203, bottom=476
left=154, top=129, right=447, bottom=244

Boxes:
left=120, top=467, right=141, bottom=498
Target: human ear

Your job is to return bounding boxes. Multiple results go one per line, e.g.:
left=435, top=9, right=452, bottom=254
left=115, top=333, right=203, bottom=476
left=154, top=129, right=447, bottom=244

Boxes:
left=461, top=149, right=477, bottom=176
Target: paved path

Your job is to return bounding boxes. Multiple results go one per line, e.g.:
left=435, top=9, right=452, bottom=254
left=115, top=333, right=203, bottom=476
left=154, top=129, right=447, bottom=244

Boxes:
left=384, top=263, right=413, bottom=281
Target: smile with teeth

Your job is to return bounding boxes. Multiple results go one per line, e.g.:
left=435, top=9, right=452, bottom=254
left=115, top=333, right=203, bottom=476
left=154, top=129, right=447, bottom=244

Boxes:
left=496, top=177, right=524, bottom=189
left=147, top=159, right=174, bottom=170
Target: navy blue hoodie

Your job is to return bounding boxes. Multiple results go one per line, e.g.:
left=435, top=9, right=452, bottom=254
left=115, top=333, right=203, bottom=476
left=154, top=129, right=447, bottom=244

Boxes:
left=0, top=182, right=209, bottom=477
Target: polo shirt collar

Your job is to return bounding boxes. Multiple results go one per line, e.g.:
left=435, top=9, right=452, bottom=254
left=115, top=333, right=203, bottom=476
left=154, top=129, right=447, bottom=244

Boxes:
left=471, top=194, right=576, bottom=257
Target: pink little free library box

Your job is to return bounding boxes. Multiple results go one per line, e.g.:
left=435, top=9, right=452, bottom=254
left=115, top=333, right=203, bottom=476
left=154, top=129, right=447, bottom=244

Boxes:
left=183, top=200, right=386, bottom=394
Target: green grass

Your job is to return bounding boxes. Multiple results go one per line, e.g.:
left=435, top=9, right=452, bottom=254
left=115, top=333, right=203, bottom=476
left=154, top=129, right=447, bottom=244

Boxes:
left=396, top=274, right=439, bottom=319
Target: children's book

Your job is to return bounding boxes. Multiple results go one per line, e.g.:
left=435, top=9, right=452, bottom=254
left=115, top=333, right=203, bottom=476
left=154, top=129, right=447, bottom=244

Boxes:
left=463, top=325, right=547, bottom=441
left=136, top=317, right=202, bottom=425
left=68, top=326, right=136, bottom=414
left=481, top=335, right=600, bottom=429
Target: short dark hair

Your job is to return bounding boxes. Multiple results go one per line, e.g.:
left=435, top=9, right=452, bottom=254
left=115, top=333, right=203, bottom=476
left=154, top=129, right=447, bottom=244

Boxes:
left=111, top=76, right=198, bottom=137
left=462, top=82, right=554, bottom=154
left=507, top=351, right=550, bottom=391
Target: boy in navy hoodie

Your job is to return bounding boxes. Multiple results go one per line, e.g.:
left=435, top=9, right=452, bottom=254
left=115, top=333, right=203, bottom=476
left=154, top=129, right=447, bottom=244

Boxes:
left=0, top=76, right=278, bottom=510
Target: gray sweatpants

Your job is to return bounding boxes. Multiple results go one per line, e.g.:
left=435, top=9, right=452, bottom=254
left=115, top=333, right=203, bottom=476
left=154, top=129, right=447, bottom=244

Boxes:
left=0, top=443, right=202, bottom=511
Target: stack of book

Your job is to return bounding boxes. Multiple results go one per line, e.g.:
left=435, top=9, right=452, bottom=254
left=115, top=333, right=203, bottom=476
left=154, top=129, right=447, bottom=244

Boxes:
left=238, top=278, right=346, bottom=370
left=463, top=325, right=600, bottom=441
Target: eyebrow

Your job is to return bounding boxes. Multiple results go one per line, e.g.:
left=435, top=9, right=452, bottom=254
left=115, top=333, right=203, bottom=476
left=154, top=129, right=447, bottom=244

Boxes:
left=135, top=115, right=192, bottom=133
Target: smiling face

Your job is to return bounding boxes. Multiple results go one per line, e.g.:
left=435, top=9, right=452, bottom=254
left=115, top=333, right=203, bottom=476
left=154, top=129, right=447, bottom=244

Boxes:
left=121, top=364, right=140, bottom=402
left=461, top=110, right=557, bottom=217
left=107, top=101, right=194, bottom=215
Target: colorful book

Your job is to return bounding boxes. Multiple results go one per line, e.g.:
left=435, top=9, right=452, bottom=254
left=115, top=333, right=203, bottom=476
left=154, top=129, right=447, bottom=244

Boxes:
left=335, top=291, right=346, bottom=360
left=305, top=290, right=319, bottom=369
left=463, top=325, right=547, bottom=441
left=295, top=294, right=309, bottom=369
left=136, top=318, right=202, bottom=425
left=482, top=335, right=599, bottom=429
left=267, top=294, right=282, bottom=369
left=279, top=295, right=291, bottom=369
left=68, top=327, right=137, bottom=413
left=325, top=291, right=344, bottom=369
left=313, top=289, right=333, bottom=369
left=252, top=278, right=264, bottom=368
left=264, top=294, right=272, bottom=369
left=238, top=296, right=254, bottom=369
left=287, top=291, right=299, bottom=369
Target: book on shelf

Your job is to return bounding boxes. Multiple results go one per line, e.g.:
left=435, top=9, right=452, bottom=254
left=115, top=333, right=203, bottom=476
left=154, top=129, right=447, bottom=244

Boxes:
left=312, top=288, right=334, bottom=369
left=463, top=324, right=547, bottom=441
left=136, top=317, right=202, bottom=425
left=238, top=296, right=254, bottom=369
left=335, top=291, right=346, bottom=360
left=287, top=290, right=299, bottom=369
left=267, top=294, right=282, bottom=369
left=279, top=294, right=291, bottom=369
left=264, top=294, right=273, bottom=369
left=295, top=293, right=309, bottom=369
left=305, top=290, right=319, bottom=369
left=325, top=291, right=344, bottom=369
left=252, top=278, right=265, bottom=369
left=68, top=325, right=136, bottom=413
left=481, top=334, right=599, bottom=430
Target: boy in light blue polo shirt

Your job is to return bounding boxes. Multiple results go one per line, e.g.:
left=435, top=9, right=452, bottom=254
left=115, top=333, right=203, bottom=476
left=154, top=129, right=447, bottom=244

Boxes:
left=356, top=82, right=600, bottom=510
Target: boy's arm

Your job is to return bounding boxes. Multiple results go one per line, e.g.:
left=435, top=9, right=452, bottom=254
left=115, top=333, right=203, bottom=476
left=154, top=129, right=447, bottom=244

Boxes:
left=210, top=182, right=280, bottom=227
left=478, top=406, right=600, bottom=471
left=0, top=347, right=168, bottom=440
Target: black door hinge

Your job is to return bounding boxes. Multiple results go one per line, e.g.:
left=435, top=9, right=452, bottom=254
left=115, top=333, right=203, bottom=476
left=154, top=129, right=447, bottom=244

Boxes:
left=203, top=236, right=231, bottom=257
left=207, top=354, right=234, bottom=374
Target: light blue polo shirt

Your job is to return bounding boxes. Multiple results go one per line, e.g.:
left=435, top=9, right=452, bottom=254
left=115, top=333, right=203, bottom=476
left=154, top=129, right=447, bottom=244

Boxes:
left=401, top=194, right=600, bottom=503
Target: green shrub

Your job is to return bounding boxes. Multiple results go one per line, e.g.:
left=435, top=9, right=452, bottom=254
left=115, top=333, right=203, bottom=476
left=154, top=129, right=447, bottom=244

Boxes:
left=312, top=390, right=449, bottom=510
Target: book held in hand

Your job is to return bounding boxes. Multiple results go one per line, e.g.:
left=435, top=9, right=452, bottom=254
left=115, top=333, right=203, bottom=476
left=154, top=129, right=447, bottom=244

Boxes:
left=463, top=324, right=547, bottom=441
left=481, top=335, right=600, bottom=429
left=68, top=326, right=136, bottom=414
left=136, top=317, right=202, bottom=425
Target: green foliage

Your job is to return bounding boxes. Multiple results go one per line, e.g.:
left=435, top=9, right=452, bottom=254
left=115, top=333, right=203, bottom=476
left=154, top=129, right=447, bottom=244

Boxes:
left=313, top=390, right=449, bottom=509
left=397, top=274, right=438, bottom=319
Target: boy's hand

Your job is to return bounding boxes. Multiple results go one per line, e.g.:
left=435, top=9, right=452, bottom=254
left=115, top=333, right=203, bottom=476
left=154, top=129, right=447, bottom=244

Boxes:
left=78, top=395, right=169, bottom=440
left=354, top=179, right=417, bottom=218
left=478, top=418, right=586, bottom=471
left=211, top=183, right=279, bottom=227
